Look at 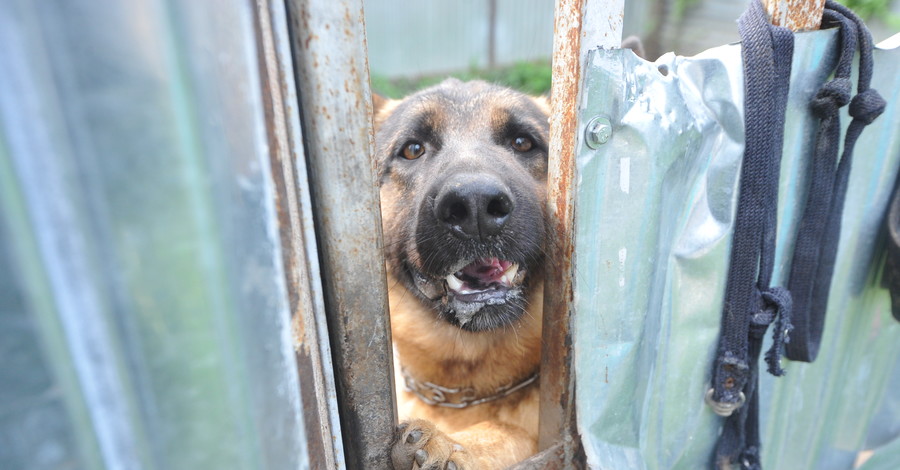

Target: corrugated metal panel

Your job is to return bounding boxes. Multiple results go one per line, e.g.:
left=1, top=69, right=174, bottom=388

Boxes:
left=572, top=30, right=900, bottom=469
left=0, top=0, right=312, bottom=468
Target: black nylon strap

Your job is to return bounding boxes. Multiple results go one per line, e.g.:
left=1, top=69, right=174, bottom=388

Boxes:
left=709, top=2, right=793, bottom=468
left=709, top=1, right=886, bottom=468
left=785, top=1, right=886, bottom=362
left=882, top=179, right=900, bottom=322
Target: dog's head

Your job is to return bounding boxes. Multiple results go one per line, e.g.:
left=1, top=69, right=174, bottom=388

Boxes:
left=375, top=79, right=549, bottom=332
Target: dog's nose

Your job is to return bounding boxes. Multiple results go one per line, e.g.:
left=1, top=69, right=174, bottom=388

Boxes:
left=434, top=175, right=514, bottom=239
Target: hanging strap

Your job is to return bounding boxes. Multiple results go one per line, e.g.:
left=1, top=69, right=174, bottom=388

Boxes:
left=882, top=179, right=900, bottom=322
left=785, top=1, right=886, bottom=362
left=708, top=1, right=886, bottom=468
left=708, top=1, right=794, bottom=467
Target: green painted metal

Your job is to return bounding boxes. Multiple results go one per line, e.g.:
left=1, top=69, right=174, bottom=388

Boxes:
left=573, top=30, right=900, bottom=469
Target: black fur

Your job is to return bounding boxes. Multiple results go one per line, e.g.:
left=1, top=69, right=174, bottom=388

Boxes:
left=377, top=79, right=549, bottom=332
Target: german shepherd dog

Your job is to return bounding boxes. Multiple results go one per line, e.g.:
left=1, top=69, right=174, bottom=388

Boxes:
left=374, top=79, right=550, bottom=469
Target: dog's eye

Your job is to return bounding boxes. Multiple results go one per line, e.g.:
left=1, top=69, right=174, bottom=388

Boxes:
left=511, top=136, right=534, bottom=152
left=400, top=141, right=426, bottom=160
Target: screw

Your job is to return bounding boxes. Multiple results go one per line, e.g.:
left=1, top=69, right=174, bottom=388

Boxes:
left=585, top=116, right=612, bottom=148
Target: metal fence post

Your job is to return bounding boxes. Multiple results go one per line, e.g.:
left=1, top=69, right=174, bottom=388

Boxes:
left=538, top=0, right=623, bottom=465
left=763, top=0, right=827, bottom=31
left=252, top=0, right=346, bottom=467
left=285, top=1, right=397, bottom=468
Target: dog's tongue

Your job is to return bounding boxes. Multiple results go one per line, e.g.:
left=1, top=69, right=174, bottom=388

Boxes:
left=460, top=258, right=512, bottom=284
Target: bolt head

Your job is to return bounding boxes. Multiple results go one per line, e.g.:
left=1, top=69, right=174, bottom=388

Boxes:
left=585, top=116, right=612, bottom=148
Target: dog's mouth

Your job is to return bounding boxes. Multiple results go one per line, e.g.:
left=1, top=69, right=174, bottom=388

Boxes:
left=447, top=258, right=526, bottom=300
left=409, top=257, right=529, bottom=331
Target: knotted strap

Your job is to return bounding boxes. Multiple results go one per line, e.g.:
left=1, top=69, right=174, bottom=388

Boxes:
left=785, top=1, right=886, bottom=362
left=709, top=1, right=886, bottom=468
left=708, top=1, right=794, bottom=467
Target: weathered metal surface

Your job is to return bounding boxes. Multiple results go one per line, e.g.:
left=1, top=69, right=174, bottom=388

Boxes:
left=253, top=0, right=345, bottom=468
left=285, top=1, right=397, bottom=469
left=572, top=30, right=900, bottom=469
left=0, top=0, right=311, bottom=468
left=764, top=0, right=826, bottom=31
left=540, top=0, right=583, bottom=458
left=540, top=0, right=623, bottom=464
left=581, top=0, right=626, bottom=50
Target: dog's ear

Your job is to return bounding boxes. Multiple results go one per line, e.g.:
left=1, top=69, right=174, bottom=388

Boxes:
left=373, top=92, right=389, bottom=114
left=371, top=92, right=399, bottom=130
left=621, top=35, right=646, bottom=59
left=529, top=95, right=551, bottom=117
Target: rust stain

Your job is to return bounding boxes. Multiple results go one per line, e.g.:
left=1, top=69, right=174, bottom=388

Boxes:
left=764, top=0, right=825, bottom=31
left=287, top=0, right=396, bottom=466
left=539, top=0, right=582, bottom=456
left=304, top=33, right=319, bottom=49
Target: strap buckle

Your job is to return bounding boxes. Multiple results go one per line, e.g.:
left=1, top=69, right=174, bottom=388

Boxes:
left=705, top=388, right=746, bottom=417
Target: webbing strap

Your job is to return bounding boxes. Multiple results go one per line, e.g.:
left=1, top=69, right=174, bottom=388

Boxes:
left=709, top=1, right=886, bottom=468
left=785, top=1, right=886, bottom=362
left=883, top=181, right=900, bottom=322
left=709, top=2, right=794, bottom=468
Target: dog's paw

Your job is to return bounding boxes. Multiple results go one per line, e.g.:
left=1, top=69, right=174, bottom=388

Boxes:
left=391, top=419, right=476, bottom=470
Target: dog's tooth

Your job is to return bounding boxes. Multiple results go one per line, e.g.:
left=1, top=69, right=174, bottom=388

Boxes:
left=446, top=274, right=464, bottom=291
left=501, top=263, right=519, bottom=285
left=513, top=267, right=526, bottom=284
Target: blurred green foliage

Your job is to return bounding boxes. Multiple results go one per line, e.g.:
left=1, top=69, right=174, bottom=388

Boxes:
left=838, top=0, right=900, bottom=26
left=371, top=60, right=552, bottom=98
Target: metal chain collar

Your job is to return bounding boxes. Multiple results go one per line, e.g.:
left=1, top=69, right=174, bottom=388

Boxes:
left=401, top=369, right=539, bottom=409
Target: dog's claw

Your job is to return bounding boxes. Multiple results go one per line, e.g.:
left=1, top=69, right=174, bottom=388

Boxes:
left=414, top=449, right=427, bottom=466
left=407, top=429, right=423, bottom=444
left=392, top=420, right=472, bottom=469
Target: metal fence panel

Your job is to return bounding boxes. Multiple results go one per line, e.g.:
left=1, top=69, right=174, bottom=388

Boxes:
left=0, top=0, right=312, bottom=468
left=572, top=31, right=900, bottom=469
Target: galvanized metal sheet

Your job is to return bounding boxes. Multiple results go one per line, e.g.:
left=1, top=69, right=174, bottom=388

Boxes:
left=0, top=0, right=312, bottom=468
left=573, top=30, right=900, bottom=469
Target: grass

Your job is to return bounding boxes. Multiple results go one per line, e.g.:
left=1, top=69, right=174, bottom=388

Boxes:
left=370, top=60, right=552, bottom=99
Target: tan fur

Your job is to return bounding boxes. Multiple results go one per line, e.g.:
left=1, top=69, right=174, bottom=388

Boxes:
left=376, top=82, right=549, bottom=469
left=388, top=271, right=544, bottom=469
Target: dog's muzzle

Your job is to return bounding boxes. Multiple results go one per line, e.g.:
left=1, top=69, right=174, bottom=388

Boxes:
left=407, top=170, right=541, bottom=331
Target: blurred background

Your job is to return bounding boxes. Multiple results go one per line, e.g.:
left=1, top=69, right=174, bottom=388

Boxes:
left=365, top=0, right=900, bottom=97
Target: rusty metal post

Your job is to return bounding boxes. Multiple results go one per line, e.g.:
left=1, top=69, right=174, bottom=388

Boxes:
left=253, top=0, right=346, bottom=467
left=763, top=0, right=827, bottom=31
left=539, top=0, right=623, bottom=464
left=285, top=1, right=397, bottom=469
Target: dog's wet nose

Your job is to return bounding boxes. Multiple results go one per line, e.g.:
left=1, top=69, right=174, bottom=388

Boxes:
left=434, top=176, right=514, bottom=239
